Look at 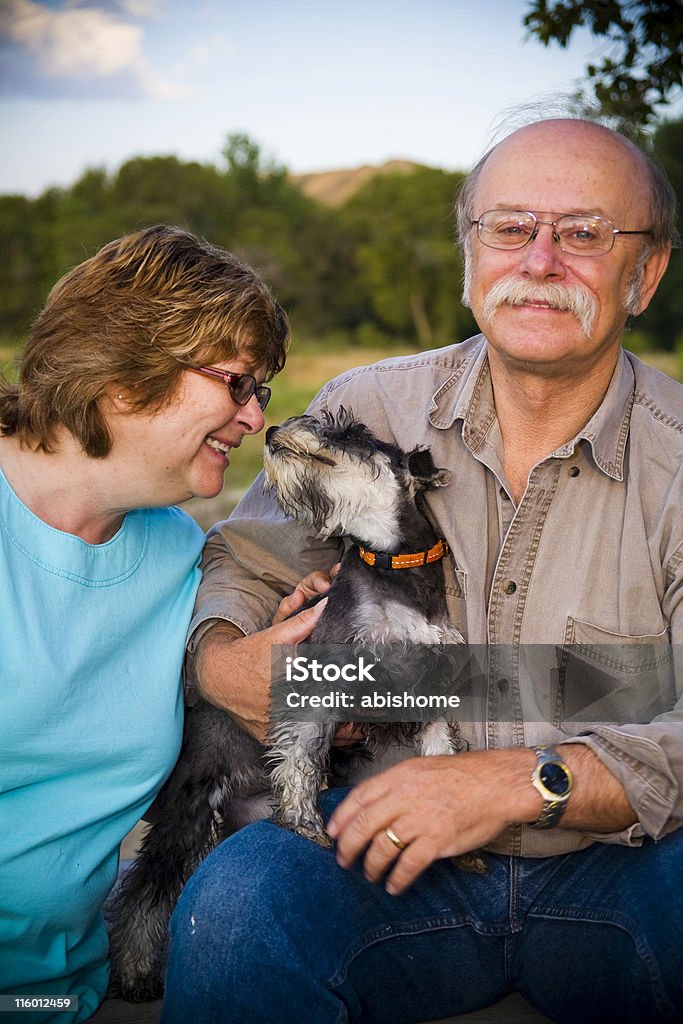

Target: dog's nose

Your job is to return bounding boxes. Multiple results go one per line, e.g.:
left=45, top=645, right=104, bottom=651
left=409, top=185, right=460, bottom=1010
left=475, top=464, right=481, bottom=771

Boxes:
left=265, top=425, right=278, bottom=445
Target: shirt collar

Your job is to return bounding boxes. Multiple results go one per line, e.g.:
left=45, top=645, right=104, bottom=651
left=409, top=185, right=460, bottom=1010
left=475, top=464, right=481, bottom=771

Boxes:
left=428, top=334, right=491, bottom=437
left=428, top=337, right=635, bottom=481
left=557, top=349, right=635, bottom=481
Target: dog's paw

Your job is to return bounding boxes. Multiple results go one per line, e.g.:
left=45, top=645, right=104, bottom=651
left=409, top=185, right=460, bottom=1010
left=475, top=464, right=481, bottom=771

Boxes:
left=453, top=852, right=487, bottom=874
left=274, top=814, right=334, bottom=849
left=109, top=975, right=164, bottom=1004
left=108, top=963, right=164, bottom=1003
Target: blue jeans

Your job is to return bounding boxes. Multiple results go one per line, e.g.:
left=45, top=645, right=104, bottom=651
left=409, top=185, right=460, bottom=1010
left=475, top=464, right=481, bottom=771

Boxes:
left=161, top=789, right=683, bottom=1024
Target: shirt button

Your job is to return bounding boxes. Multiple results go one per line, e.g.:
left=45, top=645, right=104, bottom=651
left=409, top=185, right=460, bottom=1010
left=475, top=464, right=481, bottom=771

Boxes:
left=499, top=487, right=509, bottom=500
left=502, top=579, right=517, bottom=595
left=497, top=678, right=509, bottom=693
left=569, top=467, right=580, bottom=477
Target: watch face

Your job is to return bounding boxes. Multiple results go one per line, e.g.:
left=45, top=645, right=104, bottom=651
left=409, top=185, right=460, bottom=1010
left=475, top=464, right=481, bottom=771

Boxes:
left=539, top=761, right=570, bottom=796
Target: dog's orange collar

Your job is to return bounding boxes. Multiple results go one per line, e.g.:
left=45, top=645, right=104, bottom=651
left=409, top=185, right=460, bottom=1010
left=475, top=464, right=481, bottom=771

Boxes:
left=357, top=538, right=450, bottom=570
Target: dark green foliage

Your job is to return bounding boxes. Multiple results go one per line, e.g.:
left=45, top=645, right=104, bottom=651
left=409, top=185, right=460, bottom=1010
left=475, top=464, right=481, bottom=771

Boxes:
left=0, top=135, right=476, bottom=351
left=639, top=117, right=683, bottom=344
left=0, top=124, right=680, bottom=353
left=340, top=167, right=477, bottom=347
left=524, top=0, right=683, bottom=127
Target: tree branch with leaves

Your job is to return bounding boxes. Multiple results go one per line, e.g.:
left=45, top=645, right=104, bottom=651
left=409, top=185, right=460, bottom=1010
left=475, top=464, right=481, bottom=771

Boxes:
left=524, top=0, right=683, bottom=126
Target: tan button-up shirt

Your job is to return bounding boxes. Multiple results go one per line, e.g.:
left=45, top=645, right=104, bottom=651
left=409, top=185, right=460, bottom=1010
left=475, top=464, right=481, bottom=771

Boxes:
left=190, top=334, right=683, bottom=856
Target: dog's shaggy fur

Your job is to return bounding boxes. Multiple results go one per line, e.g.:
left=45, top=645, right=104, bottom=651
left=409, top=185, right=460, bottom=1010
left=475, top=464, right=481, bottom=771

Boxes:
left=108, top=409, right=469, bottom=1002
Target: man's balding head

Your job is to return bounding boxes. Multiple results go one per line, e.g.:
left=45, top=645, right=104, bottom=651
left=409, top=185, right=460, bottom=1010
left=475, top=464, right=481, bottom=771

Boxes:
left=456, top=118, right=677, bottom=254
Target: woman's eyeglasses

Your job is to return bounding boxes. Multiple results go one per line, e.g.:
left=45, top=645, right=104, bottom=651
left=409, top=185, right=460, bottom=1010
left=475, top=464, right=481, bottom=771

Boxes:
left=185, top=365, right=271, bottom=411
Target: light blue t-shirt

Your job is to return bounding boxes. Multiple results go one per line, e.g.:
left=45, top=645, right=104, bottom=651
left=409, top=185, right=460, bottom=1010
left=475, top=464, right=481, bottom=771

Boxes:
left=0, top=468, right=205, bottom=1022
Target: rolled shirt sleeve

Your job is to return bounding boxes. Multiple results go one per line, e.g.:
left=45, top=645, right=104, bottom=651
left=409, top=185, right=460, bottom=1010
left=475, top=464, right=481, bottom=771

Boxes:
left=187, top=472, right=344, bottom=651
left=565, top=543, right=683, bottom=843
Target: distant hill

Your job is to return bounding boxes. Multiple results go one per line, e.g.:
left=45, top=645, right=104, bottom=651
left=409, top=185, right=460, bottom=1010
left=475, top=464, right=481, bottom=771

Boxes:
left=289, top=159, right=423, bottom=207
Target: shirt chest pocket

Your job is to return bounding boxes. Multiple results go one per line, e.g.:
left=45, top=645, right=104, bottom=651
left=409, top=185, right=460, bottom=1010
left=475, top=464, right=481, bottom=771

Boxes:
left=557, top=617, right=675, bottom=727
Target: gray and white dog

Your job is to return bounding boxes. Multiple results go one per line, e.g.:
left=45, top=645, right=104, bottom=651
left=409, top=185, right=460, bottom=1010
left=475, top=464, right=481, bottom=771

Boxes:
left=108, top=409, right=469, bottom=1003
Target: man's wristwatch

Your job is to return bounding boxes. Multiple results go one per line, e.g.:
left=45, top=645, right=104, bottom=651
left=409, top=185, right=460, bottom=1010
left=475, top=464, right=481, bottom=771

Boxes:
left=529, top=746, right=574, bottom=830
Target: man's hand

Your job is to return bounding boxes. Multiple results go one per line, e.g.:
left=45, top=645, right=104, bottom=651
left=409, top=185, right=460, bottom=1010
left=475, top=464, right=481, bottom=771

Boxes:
left=194, top=567, right=339, bottom=744
left=327, top=750, right=539, bottom=895
left=193, top=604, right=325, bottom=743
left=326, top=744, right=637, bottom=895
left=272, top=563, right=341, bottom=624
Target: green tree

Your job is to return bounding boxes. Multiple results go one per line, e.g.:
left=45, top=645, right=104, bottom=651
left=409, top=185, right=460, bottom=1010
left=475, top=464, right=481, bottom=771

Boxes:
left=50, top=168, right=126, bottom=275
left=109, top=155, right=232, bottom=238
left=0, top=196, right=47, bottom=338
left=221, top=133, right=288, bottom=203
left=524, top=0, right=683, bottom=126
left=638, top=117, right=683, bottom=348
left=0, top=135, right=351, bottom=344
left=341, top=168, right=476, bottom=348
left=0, top=187, right=71, bottom=342
left=213, top=134, right=353, bottom=338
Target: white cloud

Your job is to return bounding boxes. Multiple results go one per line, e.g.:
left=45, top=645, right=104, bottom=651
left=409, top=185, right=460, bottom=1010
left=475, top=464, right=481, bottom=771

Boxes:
left=168, top=31, right=233, bottom=79
left=0, top=0, right=186, bottom=98
left=112, top=0, right=164, bottom=17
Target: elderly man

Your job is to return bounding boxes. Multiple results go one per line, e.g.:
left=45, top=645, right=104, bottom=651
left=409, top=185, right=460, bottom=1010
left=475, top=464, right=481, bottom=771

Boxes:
left=162, top=120, right=682, bottom=1024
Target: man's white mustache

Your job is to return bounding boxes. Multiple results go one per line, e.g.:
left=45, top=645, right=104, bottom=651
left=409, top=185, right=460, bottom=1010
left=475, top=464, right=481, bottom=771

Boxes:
left=481, top=278, right=597, bottom=338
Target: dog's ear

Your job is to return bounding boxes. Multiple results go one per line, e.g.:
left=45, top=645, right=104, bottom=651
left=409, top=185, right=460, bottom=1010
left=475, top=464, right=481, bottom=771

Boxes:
left=406, top=448, right=451, bottom=489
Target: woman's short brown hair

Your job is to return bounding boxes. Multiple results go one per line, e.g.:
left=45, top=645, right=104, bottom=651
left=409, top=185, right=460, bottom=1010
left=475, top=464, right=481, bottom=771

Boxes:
left=0, top=224, right=290, bottom=457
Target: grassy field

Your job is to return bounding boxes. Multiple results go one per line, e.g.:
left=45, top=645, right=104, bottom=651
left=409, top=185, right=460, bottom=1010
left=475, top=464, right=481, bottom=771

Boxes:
left=2, top=335, right=680, bottom=532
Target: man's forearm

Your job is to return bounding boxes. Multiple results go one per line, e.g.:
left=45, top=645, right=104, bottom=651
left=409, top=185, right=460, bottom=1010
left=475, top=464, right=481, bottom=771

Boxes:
left=557, top=744, right=637, bottom=833
left=486, top=745, right=637, bottom=833
left=192, top=620, right=276, bottom=741
left=193, top=620, right=247, bottom=703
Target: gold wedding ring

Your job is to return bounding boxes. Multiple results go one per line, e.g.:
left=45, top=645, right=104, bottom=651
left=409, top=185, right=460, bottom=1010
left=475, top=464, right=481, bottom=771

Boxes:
left=385, top=826, right=408, bottom=851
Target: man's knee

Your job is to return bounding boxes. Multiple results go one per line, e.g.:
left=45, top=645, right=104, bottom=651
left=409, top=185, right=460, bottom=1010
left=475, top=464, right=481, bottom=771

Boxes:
left=169, top=822, right=297, bottom=948
left=519, top=832, right=683, bottom=1022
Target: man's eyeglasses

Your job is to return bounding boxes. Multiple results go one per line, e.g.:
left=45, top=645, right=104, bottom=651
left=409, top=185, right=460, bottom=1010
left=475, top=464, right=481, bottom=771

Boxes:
left=471, top=210, right=653, bottom=257
left=185, top=365, right=271, bottom=411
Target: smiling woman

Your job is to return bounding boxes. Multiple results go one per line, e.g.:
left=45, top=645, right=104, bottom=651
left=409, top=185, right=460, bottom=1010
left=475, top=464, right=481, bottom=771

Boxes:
left=104, top=350, right=270, bottom=509
left=0, top=225, right=291, bottom=1023
left=0, top=224, right=289, bottom=525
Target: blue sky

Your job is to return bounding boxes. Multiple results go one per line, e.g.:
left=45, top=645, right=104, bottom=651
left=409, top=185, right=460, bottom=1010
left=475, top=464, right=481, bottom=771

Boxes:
left=1, top=0, right=681, bottom=197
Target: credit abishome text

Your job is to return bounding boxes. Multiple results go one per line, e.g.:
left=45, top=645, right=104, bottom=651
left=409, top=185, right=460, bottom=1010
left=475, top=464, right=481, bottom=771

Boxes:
left=284, top=690, right=462, bottom=710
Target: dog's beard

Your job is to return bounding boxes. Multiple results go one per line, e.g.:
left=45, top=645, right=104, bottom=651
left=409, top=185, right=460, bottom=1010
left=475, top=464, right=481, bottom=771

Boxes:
left=264, top=451, right=403, bottom=550
left=461, top=248, right=648, bottom=339
left=263, top=466, right=333, bottom=535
